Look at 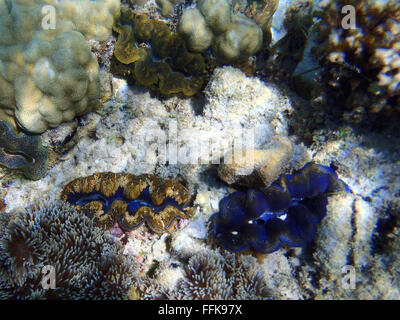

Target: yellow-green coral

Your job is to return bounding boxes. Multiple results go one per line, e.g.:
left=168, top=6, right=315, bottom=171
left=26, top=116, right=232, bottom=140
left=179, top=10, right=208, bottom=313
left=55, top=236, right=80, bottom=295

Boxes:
left=0, top=0, right=119, bottom=133
left=178, top=0, right=267, bottom=63
left=112, top=7, right=206, bottom=96
left=0, top=121, right=49, bottom=180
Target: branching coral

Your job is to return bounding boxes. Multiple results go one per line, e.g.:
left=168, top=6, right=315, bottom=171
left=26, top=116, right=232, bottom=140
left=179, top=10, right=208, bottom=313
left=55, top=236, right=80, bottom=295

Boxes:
left=112, top=6, right=206, bottom=96
left=133, top=249, right=270, bottom=299
left=0, top=120, right=49, bottom=180
left=211, top=162, right=350, bottom=253
left=0, top=200, right=135, bottom=299
left=61, top=172, right=196, bottom=234
left=313, top=0, right=400, bottom=120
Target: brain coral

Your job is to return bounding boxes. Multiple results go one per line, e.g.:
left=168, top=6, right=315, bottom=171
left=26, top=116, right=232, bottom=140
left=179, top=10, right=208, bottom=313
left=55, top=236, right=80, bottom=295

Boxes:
left=0, top=120, right=49, bottom=180
left=0, top=200, right=135, bottom=299
left=112, top=7, right=206, bottom=96
left=0, top=0, right=120, bottom=133
left=61, top=172, right=196, bottom=234
left=313, top=0, right=400, bottom=120
left=211, top=162, right=350, bottom=253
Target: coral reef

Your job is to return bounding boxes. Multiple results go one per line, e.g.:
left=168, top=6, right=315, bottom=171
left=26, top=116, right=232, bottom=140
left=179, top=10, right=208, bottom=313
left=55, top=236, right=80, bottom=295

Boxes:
left=313, top=0, right=400, bottom=121
left=0, top=120, right=49, bottom=180
left=0, top=0, right=121, bottom=133
left=0, top=200, right=135, bottom=299
left=178, top=0, right=265, bottom=62
left=112, top=6, right=206, bottom=96
left=3, top=67, right=294, bottom=213
left=133, top=249, right=270, bottom=299
left=61, top=172, right=196, bottom=234
left=210, top=162, right=349, bottom=253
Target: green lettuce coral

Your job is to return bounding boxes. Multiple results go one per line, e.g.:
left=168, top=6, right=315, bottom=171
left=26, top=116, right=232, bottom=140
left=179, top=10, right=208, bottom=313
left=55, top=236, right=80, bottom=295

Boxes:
left=0, top=120, right=49, bottom=180
left=112, top=7, right=206, bottom=96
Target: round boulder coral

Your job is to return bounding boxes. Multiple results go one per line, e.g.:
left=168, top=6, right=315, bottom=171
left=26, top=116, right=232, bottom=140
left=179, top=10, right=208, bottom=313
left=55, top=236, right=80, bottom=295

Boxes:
left=14, top=31, right=99, bottom=133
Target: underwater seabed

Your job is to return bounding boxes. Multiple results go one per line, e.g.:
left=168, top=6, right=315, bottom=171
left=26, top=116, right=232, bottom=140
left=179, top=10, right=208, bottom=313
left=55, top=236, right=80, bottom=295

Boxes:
left=0, top=0, right=400, bottom=300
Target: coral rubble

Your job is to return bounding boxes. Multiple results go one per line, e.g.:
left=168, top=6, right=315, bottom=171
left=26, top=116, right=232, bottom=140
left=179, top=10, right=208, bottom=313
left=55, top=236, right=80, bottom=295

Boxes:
left=61, top=172, right=196, bottom=233
left=211, top=162, right=349, bottom=253
left=0, top=120, right=49, bottom=180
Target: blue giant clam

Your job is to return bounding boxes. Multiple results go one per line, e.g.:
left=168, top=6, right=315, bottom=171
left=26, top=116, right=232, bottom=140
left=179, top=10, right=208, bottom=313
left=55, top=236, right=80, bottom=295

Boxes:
left=210, top=162, right=350, bottom=253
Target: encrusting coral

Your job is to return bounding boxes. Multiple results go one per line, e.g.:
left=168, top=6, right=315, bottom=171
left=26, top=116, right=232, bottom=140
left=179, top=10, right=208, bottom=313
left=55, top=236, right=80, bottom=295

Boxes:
left=0, top=200, right=135, bottom=299
left=61, top=172, right=196, bottom=234
left=313, top=0, right=400, bottom=120
left=112, top=6, right=206, bottom=96
left=132, top=249, right=270, bottom=299
left=211, top=162, right=350, bottom=253
left=0, top=0, right=120, bottom=133
left=0, top=120, right=49, bottom=180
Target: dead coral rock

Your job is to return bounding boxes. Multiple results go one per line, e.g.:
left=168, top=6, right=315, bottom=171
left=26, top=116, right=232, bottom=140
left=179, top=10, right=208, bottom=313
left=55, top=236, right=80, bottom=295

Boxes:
left=218, top=136, right=293, bottom=188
